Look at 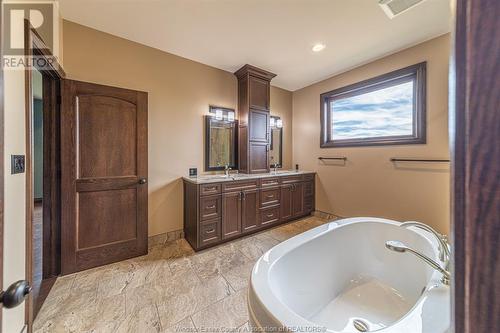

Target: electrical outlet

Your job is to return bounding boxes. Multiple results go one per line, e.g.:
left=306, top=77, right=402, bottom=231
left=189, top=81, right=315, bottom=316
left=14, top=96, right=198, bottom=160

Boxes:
left=11, top=155, right=25, bottom=174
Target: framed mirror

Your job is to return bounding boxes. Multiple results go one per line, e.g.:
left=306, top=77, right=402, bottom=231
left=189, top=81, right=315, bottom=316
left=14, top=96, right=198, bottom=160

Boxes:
left=205, top=106, right=238, bottom=171
left=269, top=116, right=283, bottom=168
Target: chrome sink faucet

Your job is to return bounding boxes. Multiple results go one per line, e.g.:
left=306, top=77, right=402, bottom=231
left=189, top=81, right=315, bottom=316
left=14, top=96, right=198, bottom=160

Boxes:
left=385, top=240, right=450, bottom=285
left=224, top=164, right=232, bottom=178
left=272, top=163, right=278, bottom=174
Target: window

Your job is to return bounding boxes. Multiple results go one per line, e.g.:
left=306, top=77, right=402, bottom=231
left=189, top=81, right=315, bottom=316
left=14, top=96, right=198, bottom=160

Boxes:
left=320, top=62, right=426, bottom=147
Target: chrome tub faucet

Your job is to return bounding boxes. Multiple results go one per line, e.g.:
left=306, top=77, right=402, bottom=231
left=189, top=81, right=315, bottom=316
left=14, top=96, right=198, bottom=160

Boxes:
left=385, top=221, right=451, bottom=286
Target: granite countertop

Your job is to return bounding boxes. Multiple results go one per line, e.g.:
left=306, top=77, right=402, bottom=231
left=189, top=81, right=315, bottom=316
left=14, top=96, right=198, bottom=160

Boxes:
left=182, top=170, right=315, bottom=184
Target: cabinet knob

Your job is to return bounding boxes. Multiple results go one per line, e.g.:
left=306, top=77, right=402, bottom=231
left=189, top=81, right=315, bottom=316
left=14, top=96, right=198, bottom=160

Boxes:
left=138, top=178, right=147, bottom=185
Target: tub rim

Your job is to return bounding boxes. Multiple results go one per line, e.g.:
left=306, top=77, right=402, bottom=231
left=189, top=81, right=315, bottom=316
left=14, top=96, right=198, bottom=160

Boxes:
left=248, top=216, right=448, bottom=333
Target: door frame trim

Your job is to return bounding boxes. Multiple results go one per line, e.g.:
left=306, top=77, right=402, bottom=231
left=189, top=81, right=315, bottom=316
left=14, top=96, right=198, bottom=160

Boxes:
left=451, top=1, right=500, bottom=332
left=23, top=20, right=65, bottom=331
left=0, top=0, right=4, bottom=329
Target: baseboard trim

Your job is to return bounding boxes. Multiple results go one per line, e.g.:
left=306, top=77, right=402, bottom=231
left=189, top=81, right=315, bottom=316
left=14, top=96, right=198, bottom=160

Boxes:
left=148, top=229, right=185, bottom=247
left=313, top=210, right=339, bottom=220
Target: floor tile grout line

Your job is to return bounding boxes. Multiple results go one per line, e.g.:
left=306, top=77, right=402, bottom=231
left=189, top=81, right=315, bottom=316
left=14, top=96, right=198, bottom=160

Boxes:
left=155, top=301, right=163, bottom=331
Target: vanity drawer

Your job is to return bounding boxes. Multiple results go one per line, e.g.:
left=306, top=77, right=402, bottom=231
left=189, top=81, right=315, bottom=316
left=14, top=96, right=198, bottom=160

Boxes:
left=199, top=195, right=221, bottom=221
left=304, top=181, right=314, bottom=196
left=303, top=173, right=315, bottom=182
left=260, top=207, right=280, bottom=226
left=260, top=187, right=280, bottom=208
left=199, top=219, right=221, bottom=246
left=200, top=183, right=221, bottom=196
left=222, top=180, right=258, bottom=192
left=280, top=175, right=303, bottom=184
left=260, top=177, right=280, bottom=187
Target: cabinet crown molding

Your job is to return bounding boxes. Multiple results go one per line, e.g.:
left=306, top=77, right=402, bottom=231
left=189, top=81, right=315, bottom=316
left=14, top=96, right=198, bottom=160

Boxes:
left=234, top=64, right=277, bottom=81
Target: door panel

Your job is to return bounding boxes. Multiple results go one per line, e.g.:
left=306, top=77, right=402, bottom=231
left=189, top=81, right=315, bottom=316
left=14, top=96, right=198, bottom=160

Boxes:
left=281, top=185, right=293, bottom=221
left=77, top=189, right=138, bottom=249
left=222, top=191, right=241, bottom=239
left=241, top=189, right=259, bottom=232
left=292, top=183, right=304, bottom=217
left=249, top=142, right=269, bottom=173
left=249, top=76, right=269, bottom=110
left=61, top=79, right=148, bottom=274
left=249, top=110, right=269, bottom=142
left=78, top=96, right=137, bottom=178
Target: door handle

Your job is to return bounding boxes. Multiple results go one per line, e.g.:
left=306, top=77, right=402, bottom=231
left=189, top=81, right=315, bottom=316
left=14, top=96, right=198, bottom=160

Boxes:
left=0, top=280, right=31, bottom=309
left=138, top=178, right=147, bottom=185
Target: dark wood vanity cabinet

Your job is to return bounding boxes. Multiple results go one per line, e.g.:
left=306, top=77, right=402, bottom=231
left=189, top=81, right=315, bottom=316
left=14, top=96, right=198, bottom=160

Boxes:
left=184, top=173, right=315, bottom=251
left=235, top=65, right=276, bottom=174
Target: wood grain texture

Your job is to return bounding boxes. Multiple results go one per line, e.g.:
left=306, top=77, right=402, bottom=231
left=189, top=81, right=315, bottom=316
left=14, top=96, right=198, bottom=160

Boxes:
left=77, top=95, right=137, bottom=178
left=452, top=1, right=500, bottom=332
left=61, top=79, right=148, bottom=274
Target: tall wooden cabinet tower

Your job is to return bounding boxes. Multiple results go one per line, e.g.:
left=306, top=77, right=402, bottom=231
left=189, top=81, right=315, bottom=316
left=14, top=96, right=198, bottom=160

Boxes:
left=234, top=65, right=276, bottom=174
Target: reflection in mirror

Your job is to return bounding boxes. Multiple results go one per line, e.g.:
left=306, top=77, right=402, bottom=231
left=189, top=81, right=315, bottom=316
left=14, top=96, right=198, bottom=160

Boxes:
left=269, top=116, right=283, bottom=168
left=205, top=106, right=237, bottom=171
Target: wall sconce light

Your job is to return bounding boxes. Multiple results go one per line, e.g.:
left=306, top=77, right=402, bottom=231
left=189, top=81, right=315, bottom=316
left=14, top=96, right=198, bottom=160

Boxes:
left=276, top=119, right=283, bottom=128
left=270, top=117, right=276, bottom=127
left=215, top=109, right=223, bottom=121
left=209, top=106, right=236, bottom=122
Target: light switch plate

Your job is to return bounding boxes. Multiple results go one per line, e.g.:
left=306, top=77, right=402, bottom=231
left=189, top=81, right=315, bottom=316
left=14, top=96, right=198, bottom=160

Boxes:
left=11, top=155, right=25, bottom=174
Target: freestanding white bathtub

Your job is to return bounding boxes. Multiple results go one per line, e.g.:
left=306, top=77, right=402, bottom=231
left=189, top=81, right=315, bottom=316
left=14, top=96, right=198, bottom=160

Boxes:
left=248, top=217, right=450, bottom=333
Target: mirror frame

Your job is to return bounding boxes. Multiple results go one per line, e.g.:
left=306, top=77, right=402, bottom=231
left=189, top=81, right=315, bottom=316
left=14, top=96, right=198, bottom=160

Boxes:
left=204, top=107, right=238, bottom=171
left=269, top=116, right=283, bottom=168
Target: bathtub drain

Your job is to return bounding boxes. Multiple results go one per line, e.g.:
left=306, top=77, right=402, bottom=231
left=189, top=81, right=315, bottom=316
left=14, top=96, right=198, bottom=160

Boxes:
left=353, top=319, right=369, bottom=332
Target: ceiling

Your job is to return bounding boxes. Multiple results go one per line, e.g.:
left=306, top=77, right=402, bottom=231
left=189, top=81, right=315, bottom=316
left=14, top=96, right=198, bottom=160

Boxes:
left=58, top=0, right=451, bottom=91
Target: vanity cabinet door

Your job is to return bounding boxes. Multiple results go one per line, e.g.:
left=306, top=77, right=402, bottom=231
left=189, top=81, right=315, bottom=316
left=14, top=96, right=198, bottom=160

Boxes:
left=292, top=183, right=304, bottom=218
left=249, top=110, right=269, bottom=142
left=280, top=185, right=293, bottom=221
left=222, top=191, right=242, bottom=239
left=249, top=142, right=269, bottom=173
left=241, top=189, right=259, bottom=233
left=249, top=75, right=270, bottom=111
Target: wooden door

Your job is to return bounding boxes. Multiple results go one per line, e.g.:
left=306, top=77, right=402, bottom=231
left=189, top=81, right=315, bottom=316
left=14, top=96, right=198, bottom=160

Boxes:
left=292, top=183, right=304, bottom=218
left=61, top=80, right=148, bottom=274
left=241, top=189, right=259, bottom=232
left=280, top=185, right=293, bottom=221
left=222, top=191, right=241, bottom=239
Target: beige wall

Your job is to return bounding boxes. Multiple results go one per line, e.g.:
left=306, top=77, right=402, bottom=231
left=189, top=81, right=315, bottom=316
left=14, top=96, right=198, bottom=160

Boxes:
left=62, top=21, right=293, bottom=236
left=292, top=34, right=451, bottom=234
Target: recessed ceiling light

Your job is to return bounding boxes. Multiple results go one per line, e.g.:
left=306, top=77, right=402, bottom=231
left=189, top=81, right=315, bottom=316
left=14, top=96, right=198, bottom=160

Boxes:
left=312, top=43, right=326, bottom=52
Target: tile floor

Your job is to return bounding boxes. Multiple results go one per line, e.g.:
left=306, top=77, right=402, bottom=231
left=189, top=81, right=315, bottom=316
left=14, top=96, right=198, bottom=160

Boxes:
left=34, top=216, right=331, bottom=333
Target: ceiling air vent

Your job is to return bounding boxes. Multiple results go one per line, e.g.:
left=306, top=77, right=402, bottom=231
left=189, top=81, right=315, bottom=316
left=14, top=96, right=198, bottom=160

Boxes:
left=379, top=0, right=425, bottom=18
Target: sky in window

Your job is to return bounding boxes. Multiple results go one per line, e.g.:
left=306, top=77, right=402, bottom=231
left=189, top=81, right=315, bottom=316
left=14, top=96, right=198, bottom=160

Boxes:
left=331, top=80, right=414, bottom=140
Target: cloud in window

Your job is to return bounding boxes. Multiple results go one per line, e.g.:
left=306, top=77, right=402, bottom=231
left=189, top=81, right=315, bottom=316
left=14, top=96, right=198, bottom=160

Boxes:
left=331, top=81, right=414, bottom=140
